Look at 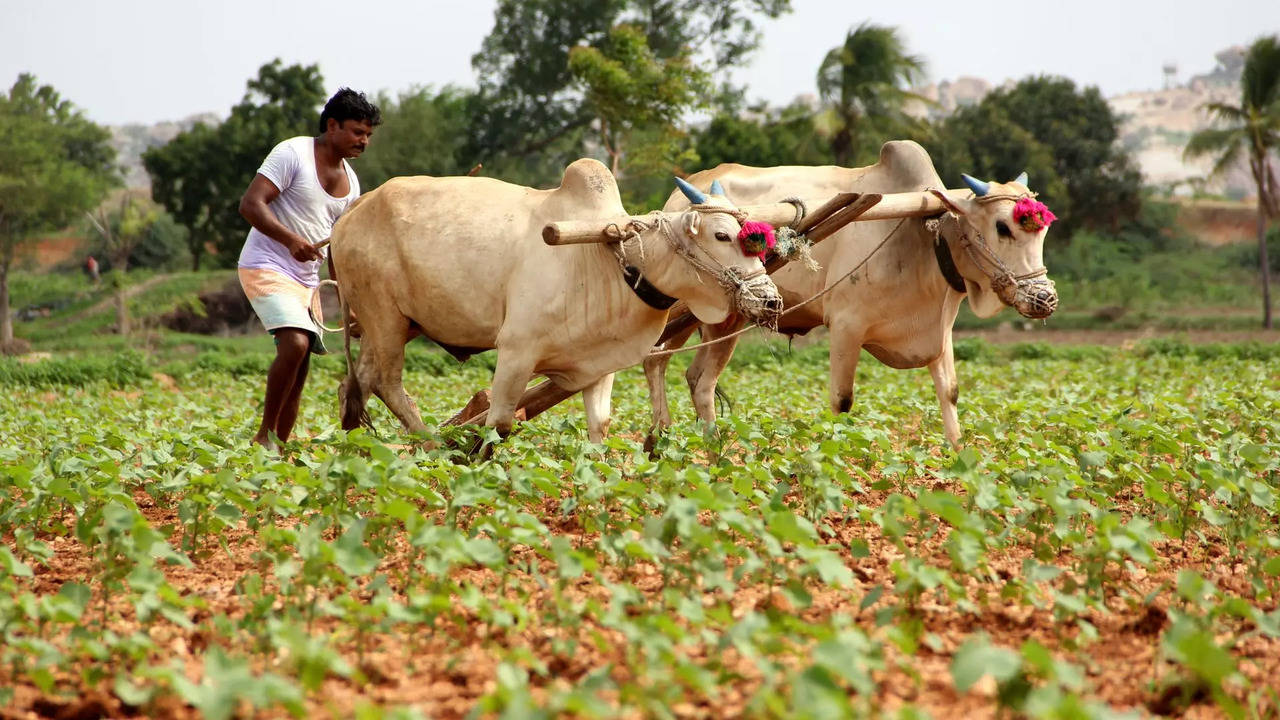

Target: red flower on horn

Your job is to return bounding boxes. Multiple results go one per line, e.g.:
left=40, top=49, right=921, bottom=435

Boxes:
left=1012, top=197, right=1057, bottom=233
left=738, top=221, right=776, bottom=259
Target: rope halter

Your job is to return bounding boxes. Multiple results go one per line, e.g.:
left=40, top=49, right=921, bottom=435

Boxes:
left=928, top=189, right=1058, bottom=319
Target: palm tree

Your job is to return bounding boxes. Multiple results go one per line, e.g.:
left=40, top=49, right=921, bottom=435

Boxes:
left=1186, top=35, right=1280, bottom=329
left=815, top=23, right=927, bottom=166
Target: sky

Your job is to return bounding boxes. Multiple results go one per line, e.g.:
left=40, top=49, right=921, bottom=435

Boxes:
left=5, top=0, right=1280, bottom=126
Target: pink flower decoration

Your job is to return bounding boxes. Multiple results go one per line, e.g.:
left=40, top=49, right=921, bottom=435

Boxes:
left=737, top=221, right=776, bottom=259
left=1013, top=197, right=1057, bottom=233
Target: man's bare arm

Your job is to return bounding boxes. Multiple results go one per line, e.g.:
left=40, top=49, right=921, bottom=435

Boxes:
left=239, top=174, right=321, bottom=262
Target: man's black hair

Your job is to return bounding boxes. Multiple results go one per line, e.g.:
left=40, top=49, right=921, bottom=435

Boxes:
left=318, top=88, right=382, bottom=134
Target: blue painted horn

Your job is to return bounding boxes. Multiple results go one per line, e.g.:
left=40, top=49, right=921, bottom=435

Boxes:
left=709, top=179, right=725, bottom=196
left=674, top=176, right=707, bottom=204
left=961, top=173, right=991, bottom=197
left=1014, top=171, right=1029, bottom=186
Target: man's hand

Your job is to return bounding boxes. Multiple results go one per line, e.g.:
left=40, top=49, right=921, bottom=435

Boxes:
left=288, top=238, right=323, bottom=263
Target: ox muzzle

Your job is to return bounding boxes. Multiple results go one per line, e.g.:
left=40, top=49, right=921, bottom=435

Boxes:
left=723, top=266, right=783, bottom=327
left=994, top=274, right=1058, bottom=320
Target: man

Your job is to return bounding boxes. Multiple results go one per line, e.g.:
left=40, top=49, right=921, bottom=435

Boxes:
left=238, top=88, right=380, bottom=450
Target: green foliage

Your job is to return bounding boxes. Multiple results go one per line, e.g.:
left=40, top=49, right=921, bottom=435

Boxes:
left=815, top=22, right=928, bottom=166
left=0, top=341, right=1278, bottom=717
left=930, top=75, right=1142, bottom=238
left=144, top=60, right=326, bottom=268
left=0, top=349, right=149, bottom=387
left=1185, top=35, right=1280, bottom=327
left=468, top=0, right=792, bottom=182
left=569, top=23, right=709, bottom=193
left=0, top=73, right=118, bottom=341
left=356, top=86, right=476, bottom=189
left=694, top=101, right=832, bottom=170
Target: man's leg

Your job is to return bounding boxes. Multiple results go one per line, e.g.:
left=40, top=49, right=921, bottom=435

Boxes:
left=275, top=345, right=312, bottom=444
left=253, top=328, right=311, bottom=448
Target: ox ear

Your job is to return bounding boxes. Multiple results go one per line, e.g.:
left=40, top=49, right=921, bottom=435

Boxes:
left=1014, top=171, right=1029, bottom=187
left=709, top=179, right=725, bottom=196
left=674, top=177, right=707, bottom=204
left=961, top=174, right=990, bottom=197
left=682, top=210, right=702, bottom=239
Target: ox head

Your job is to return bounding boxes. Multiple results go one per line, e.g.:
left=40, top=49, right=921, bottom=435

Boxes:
left=938, top=173, right=1058, bottom=320
left=661, top=178, right=783, bottom=326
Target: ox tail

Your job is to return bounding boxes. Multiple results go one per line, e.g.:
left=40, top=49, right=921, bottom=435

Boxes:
left=338, top=275, right=373, bottom=431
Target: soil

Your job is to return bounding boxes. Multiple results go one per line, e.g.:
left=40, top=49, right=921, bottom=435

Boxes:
left=2, top=481, right=1275, bottom=720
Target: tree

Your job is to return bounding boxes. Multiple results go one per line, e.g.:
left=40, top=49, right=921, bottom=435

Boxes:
left=1186, top=35, right=1280, bottom=329
left=357, top=86, right=476, bottom=189
left=694, top=100, right=832, bottom=170
left=929, top=75, right=1142, bottom=240
left=85, top=194, right=160, bottom=335
left=0, top=74, right=117, bottom=347
left=815, top=23, right=927, bottom=167
left=468, top=0, right=792, bottom=181
left=568, top=24, right=709, bottom=177
left=145, top=60, right=325, bottom=267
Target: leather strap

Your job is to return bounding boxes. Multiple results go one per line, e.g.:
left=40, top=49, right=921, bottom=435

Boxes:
left=934, top=235, right=968, bottom=294
left=621, top=265, right=678, bottom=310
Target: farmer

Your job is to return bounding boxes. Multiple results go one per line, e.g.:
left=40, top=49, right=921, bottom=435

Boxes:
left=237, top=88, right=381, bottom=450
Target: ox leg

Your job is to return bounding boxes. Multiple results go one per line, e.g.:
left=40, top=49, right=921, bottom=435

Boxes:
left=828, top=324, right=864, bottom=416
left=486, top=352, right=537, bottom=439
left=365, top=326, right=429, bottom=436
left=643, top=322, right=699, bottom=438
left=929, top=330, right=962, bottom=448
left=581, top=373, right=616, bottom=444
left=686, top=317, right=745, bottom=424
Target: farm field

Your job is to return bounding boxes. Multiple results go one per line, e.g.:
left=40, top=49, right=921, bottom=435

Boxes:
left=1, top=340, right=1279, bottom=719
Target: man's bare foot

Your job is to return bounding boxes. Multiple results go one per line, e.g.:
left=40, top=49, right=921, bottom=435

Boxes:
left=251, top=434, right=280, bottom=454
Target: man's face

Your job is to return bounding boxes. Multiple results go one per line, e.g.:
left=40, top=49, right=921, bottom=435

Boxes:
left=327, top=119, right=375, bottom=159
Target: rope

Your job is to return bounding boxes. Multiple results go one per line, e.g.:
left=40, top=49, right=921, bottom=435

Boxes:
left=648, top=217, right=909, bottom=358
left=310, top=279, right=351, bottom=334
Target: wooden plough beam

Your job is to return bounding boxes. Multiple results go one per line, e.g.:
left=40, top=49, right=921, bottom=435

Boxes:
left=443, top=188, right=968, bottom=427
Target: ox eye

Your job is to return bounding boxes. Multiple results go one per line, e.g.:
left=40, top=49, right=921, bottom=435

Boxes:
left=996, top=221, right=1014, bottom=239
left=714, top=231, right=732, bottom=243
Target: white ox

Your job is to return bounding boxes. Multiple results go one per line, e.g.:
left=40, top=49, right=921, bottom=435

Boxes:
left=330, top=158, right=781, bottom=442
left=644, top=141, right=1059, bottom=447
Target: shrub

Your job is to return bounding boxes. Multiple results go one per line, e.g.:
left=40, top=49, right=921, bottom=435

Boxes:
left=0, top=350, right=150, bottom=387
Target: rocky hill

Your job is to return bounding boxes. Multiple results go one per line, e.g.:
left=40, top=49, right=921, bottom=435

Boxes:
left=908, top=46, right=1255, bottom=199
left=110, top=112, right=220, bottom=188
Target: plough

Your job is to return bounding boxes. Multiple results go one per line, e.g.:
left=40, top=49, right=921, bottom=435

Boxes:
left=442, top=188, right=970, bottom=427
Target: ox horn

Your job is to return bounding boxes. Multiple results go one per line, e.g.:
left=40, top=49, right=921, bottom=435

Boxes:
left=674, top=177, right=707, bottom=205
left=709, top=179, right=726, bottom=196
left=1014, top=171, right=1029, bottom=186
left=961, top=173, right=990, bottom=197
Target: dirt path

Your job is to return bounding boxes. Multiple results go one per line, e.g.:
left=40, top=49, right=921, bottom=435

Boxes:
left=956, top=326, right=1280, bottom=346
left=49, top=273, right=174, bottom=328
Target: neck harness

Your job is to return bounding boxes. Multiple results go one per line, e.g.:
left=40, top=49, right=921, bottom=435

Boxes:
left=619, top=265, right=677, bottom=310
left=930, top=222, right=968, bottom=294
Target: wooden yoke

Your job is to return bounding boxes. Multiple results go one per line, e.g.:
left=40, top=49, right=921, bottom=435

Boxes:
left=444, top=188, right=968, bottom=428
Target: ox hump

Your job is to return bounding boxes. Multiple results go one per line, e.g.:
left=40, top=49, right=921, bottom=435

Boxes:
left=556, top=158, right=623, bottom=207
left=877, top=141, right=943, bottom=190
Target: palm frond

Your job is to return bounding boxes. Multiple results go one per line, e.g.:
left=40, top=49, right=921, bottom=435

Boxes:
left=1242, top=35, right=1280, bottom=110
left=1184, top=126, right=1244, bottom=160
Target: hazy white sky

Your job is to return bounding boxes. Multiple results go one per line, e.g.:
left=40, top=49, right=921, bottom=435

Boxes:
left=5, top=0, right=1280, bottom=126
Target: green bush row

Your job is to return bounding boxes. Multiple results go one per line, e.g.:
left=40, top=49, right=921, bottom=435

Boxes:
left=0, top=351, right=151, bottom=388
left=2, top=337, right=1275, bottom=388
